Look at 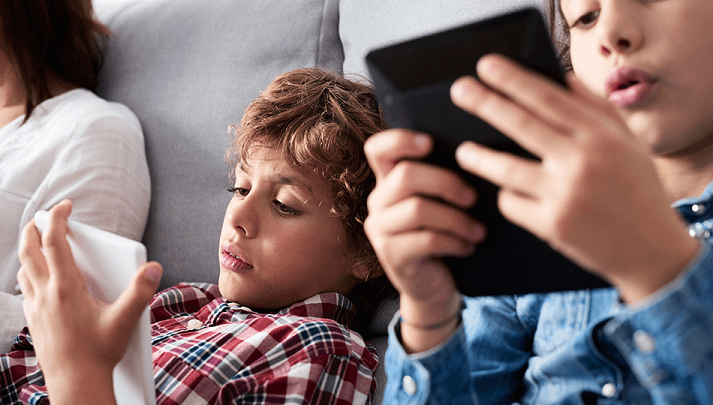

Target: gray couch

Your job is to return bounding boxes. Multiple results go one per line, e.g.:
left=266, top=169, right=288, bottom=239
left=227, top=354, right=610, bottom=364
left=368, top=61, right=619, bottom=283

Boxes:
left=92, top=0, right=538, bottom=402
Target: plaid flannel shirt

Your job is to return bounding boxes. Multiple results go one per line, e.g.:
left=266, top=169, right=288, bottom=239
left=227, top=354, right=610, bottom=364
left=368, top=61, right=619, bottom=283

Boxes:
left=0, top=283, right=379, bottom=404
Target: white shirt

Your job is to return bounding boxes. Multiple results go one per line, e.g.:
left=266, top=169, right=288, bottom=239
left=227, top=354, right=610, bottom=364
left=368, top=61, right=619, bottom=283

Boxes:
left=0, top=88, right=150, bottom=351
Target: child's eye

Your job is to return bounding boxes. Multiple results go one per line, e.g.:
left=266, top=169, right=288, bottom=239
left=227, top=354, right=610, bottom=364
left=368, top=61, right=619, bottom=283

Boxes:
left=228, top=186, right=249, bottom=197
left=274, top=200, right=300, bottom=217
left=570, top=10, right=599, bottom=29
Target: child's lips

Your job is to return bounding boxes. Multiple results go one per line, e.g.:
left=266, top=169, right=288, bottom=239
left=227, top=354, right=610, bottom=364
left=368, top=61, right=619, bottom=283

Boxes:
left=220, top=242, right=254, bottom=272
left=605, top=67, right=657, bottom=108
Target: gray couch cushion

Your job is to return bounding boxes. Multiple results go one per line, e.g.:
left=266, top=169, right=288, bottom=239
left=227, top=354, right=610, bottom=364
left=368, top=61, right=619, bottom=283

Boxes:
left=94, top=0, right=343, bottom=289
left=339, top=0, right=541, bottom=78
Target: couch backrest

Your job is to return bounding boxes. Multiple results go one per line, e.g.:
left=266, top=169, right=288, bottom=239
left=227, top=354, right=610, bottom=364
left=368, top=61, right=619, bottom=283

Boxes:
left=339, top=0, right=541, bottom=78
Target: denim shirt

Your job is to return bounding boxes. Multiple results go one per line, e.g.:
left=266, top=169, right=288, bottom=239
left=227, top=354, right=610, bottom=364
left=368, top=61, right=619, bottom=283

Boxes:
left=385, top=181, right=713, bottom=404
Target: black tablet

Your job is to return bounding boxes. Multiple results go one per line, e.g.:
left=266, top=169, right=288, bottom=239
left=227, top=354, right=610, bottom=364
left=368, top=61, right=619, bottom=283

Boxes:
left=365, top=8, right=610, bottom=296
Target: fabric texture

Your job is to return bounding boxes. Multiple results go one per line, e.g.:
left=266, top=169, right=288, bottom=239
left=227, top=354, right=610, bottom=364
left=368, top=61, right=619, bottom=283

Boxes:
left=0, top=283, right=378, bottom=405
left=384, top=181, right=713, bottom=404
left=0, top=88, right=150, bottom=351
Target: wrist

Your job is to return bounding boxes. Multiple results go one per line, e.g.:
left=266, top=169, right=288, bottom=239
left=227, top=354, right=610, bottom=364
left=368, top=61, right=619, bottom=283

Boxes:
left=45, top=366, right=117, bottom=405
left=399, top=293, right=463, bottom=354
left=616, top=233, right=700, bottom=303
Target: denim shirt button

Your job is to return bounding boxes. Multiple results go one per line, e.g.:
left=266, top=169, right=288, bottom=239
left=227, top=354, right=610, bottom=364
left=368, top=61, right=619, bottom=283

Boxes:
left=601, top=382, right=616, bottom=398
left=633, top=330, right=656, bottom=353
left=402, top=375, right=417, bottom=395
left=692, top=203, right=706, bottom=215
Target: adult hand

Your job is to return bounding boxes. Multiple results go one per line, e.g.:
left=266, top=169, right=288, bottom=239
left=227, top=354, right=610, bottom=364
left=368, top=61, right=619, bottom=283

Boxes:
left=364, top=130, right=484, bottom=352
left=17, top=200, right=162, bottom=405
left=451, top=54, right=699, bottom=302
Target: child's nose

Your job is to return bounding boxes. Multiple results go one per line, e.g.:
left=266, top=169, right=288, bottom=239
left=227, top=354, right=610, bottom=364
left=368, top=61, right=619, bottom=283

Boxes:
left=226, top=198, right=258, bottom=238
left=596, top=7, right=643, bottom=56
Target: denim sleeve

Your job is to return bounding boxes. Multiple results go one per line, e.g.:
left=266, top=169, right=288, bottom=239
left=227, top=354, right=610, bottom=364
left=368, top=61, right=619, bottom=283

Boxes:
left=384, top=296, right=531, bottom=405
left=605, top=242, right=713, bottom=404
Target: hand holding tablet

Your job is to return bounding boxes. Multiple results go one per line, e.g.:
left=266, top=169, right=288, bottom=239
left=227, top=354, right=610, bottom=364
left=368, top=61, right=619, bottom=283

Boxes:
left=33, top=210, right=156, bottom=405
left=366, top=8, right=610, bottom=296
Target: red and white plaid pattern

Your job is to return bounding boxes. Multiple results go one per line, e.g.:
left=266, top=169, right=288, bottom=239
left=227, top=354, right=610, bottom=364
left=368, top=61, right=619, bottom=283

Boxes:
left=0, top=283, right=378, bottom=404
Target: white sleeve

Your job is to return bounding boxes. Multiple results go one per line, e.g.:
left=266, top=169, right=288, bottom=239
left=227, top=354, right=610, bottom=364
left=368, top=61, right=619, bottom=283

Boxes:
left=38, top=111, right=151, bottom=241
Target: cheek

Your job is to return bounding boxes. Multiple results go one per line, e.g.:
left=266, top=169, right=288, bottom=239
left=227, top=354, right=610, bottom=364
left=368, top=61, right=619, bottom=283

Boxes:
left=569, top=39, right=606, bottom=97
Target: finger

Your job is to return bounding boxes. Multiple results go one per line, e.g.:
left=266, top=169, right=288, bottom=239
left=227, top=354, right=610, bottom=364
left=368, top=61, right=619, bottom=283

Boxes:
left=496, top=188, right=550, bottom=237
left=475, top=54, right=592, bottom=135
left=367, top=159, right=477, bottom=214
left=18, top=219, right=49, bottom=284
left=364, top=129, right=432, bottom=179
left=42, top=200, right=81, bottom=282
left=105, top=262, right=162, bottom=338
left=367, top=196, right=485, bottom=246
left=378, top=230, right=477, bottom=275
left=455, top=141, right=544, bottom=198
left=16, top=267, right=34, bottom=300
left=450, top=74, right=573, bottom=160
left=565, top=75, right=635, bottom=142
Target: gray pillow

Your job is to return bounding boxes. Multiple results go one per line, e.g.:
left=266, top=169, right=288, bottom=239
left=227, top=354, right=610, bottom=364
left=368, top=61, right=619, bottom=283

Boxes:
left=340, top=0, right=541, bottom=78
left=94, top=0, right=342, bottom=289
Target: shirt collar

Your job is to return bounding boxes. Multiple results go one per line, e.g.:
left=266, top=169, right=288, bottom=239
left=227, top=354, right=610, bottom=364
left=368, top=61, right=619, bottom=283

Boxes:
left=219, top=292, right=357, bottom=329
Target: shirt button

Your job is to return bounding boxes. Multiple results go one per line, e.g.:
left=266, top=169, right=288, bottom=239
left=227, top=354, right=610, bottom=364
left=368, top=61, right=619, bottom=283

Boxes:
left=601, top=382, right=616, bottom=397
left=633, top=330, right=656, bottom=353
left=402, top=375, right=417, bottom=395
left=692, top=203, right=706, bottom=215
left=187, top=319, right=203, bottom=330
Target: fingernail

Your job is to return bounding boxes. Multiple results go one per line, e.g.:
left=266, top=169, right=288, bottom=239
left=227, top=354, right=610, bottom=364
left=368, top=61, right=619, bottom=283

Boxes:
left=144, top=264, right=162, bottom=283
left=477, top=55, right=499, bottom=79
left=455, top=142, right=477, bottom=164
left=451, top=79, right=471, bottom=98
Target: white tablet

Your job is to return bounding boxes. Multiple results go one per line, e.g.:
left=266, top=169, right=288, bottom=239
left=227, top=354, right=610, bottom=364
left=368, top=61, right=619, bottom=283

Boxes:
left=34, top=211, right=156, bottom=405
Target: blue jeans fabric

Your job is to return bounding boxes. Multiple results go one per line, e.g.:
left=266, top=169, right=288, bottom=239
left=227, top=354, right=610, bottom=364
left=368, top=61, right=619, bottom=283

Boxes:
left=384, top=182, right=713, bottom=404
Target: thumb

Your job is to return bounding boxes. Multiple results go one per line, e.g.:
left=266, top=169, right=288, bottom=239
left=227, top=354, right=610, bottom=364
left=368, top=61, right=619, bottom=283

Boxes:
left=105, top=262, right=163, bottom=336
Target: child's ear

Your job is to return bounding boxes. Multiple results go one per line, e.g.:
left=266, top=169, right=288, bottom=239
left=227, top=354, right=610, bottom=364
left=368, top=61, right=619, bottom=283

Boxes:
left=351, top=262, right=372, bottom=283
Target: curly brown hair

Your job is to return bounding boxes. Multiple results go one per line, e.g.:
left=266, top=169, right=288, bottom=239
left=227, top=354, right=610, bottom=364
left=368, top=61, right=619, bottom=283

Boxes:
left=0, top=0, right=110, bottom=122
left=227, top=68, right=395, bottom=333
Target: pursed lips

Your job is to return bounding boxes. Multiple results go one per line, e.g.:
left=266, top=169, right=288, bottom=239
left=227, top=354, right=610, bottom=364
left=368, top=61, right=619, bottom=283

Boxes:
left=605, top=66, right=657, bottom=108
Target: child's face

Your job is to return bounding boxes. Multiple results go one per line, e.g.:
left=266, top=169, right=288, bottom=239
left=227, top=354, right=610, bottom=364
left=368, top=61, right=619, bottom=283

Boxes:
left=217, top=146, right=359, bottom=308
left=562, top=0, right=713, bottom=156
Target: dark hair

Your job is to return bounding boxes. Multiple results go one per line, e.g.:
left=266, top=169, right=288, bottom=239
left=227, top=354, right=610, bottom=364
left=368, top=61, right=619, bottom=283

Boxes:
left=546, top=0, right=572, bottom=72
left=0, top=0, right=110, bottom=122
left=228, top=68, right=396, bottom=334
